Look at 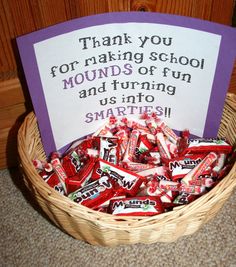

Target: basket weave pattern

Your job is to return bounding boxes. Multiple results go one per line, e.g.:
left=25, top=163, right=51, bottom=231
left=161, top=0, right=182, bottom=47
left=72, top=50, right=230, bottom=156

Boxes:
left=17, top=94, right=236, bottom=246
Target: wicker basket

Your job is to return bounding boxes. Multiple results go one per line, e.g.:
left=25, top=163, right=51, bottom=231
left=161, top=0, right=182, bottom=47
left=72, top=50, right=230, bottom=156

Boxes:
left=17, top=93, right=236, bottom=246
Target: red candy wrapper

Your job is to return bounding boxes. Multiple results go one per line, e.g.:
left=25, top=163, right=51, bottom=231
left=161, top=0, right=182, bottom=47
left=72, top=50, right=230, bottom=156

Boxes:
left=91, top=159, right=145, bottom=196
left=168, top=154, right=206, bottom=181
left=109, top=196, right=164, bottom=216
left=181, top=138, right=232, bottom=155
left=65, top=157, right=97, bottom=194
left=44, top=172, right=65, bottom=195
left=68, top=176, right=115, bottom=209
left=95, top=136, right=120, bottom=164
left=135, top=134, right=154, bottom=156
left=62, top=150, right=85, bottom=177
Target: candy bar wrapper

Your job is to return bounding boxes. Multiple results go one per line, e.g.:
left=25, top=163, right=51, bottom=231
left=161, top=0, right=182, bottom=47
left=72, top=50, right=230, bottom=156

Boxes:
left=109, top=196, right=164, bottom=216
left=68, top=176, right=115, bottom=209
left=65, top=157, right=97, bottom=194
left=181, top=138, right=232, bottom=155
left=44, top=172, right=65, bottom=195
left=137, top=129, right=156, bottom=144
left=94, top=194, right=126, bottom=212
left=61, top=150, right=85, bottom=177
left=168, top=154, right=207, bottom=181
left=94, top=136, right=121, bottom=164
left=146, top=151, right=161, bottom=165
left=90, top=159, right=145, bottom=196
left=135, top=135, right=154, bottom=157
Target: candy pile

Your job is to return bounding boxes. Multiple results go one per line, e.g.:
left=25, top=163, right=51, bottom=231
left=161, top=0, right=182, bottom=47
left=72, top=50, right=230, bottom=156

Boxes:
left=33, top=113, right=234, bottom=216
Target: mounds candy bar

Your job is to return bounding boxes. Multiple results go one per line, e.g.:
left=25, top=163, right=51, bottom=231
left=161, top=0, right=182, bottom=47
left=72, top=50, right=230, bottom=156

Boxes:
left=62, top=150, right=87, bottom=178
left=168, top=154, right=207, bottom=181
left=181, top=152, right=218, bottom=185
left=135, top=134, right=154, bottom=157
left=138, top=146, right=161, bottom=165
left=109, top=196, right=164, bottom=216
left=94, top=194, right=126, bottom=212
left=91, top=159, right=145, bottom=196
left=181, top=138, right=232, bottom=155
left=44, top=172, right=65, bottom=195
left=68, top=175, right=115, bottom=209
left=65, top=157, right=97, bottom=194
left=95, top=136, right=121, bottom=165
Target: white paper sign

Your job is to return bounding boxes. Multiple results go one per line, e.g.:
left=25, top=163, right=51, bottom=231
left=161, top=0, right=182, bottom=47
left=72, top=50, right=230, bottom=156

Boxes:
left=17, top=12, right=236, bottom=155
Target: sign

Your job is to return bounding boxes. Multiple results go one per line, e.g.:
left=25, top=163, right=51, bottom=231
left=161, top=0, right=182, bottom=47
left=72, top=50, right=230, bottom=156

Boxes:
left=17, top=12, right=236, bottom=156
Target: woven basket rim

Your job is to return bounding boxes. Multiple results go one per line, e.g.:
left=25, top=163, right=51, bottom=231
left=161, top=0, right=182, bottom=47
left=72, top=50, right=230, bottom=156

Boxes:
left=23, top=153, right=236, bottom=229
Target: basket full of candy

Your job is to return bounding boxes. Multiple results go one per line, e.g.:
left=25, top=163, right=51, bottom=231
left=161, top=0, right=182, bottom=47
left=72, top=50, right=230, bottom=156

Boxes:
left=17, top=93, right=236, bottom=246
